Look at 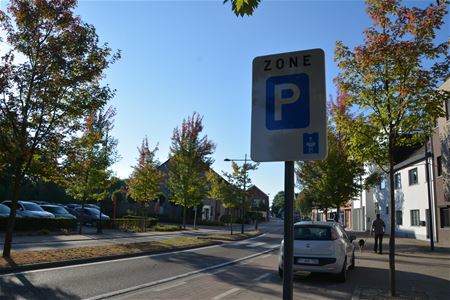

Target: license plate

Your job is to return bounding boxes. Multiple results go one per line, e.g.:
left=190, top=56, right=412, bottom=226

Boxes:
left=296, top=258, right=319, bottom=265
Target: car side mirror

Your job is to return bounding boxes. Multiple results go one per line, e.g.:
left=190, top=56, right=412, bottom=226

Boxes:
left=349, top=235, right=356, bottom=242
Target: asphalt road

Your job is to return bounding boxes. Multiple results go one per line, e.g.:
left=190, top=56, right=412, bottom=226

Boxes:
left=0, top=222, right=284, bottom=299
left=2, top=220, right=447, bottom=299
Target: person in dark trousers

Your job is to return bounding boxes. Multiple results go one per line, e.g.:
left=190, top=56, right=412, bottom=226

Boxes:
left=371, top=213, right=386, bottom=254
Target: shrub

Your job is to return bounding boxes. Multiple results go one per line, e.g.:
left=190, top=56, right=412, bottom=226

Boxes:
left=102, top=217, right=158, bottom=232
left=154, top=224, right=181, bottom=231
left=196, top=220, right=224, bottom=226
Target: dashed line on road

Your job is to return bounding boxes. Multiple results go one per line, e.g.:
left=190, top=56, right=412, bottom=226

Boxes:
left=211, top=288, right=240, bottom=300
left=85, top=246, right=277, bottom=300
left=246, top=242, right=266, bottom=248
left=151, top=281, right=186, bottom=292
left=253, top=272, right=271, bottom=281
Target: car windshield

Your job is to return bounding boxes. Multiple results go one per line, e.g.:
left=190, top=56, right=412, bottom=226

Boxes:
left=86, top=208, right=101, bottom=215
left=0, top=204, right=10, bottom=214
left=294, top=225, right=332, bottom=240
left=44, top=206, right=68, bottom=214
left=22, top=202, right=45, bottom=212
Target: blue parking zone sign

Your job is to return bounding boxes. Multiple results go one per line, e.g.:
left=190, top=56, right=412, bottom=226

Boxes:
left=251, top=49, right=327, bottom=161
left=265, top=74, right=309, bottom=130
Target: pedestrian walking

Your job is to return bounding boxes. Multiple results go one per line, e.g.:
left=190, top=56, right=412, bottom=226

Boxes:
left=371, top=213, right=386, bottom=254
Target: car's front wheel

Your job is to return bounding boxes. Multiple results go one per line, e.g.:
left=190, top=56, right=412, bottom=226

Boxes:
left=336, top=257, right=347, bottom=283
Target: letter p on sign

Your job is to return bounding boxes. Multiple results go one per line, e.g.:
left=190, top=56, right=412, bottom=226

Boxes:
left=266, top=74, right=310, bottom=130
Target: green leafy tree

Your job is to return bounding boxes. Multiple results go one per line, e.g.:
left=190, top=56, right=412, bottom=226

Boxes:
left=222, top=159, right=258, bottom=233
left=128, top=137, right=163, bottom=231
left=296, top=128, right=365, bottom=221
left=168, top=112, right=215, bottom=229
left=296, top=192, right=313, bottom=219
left=207, top=170, right=240, bottom=234
left=223, top=0, right=261, bottom=17
left=0, top=0, right=119, bottom=257
left=333, top=0, right=449, bottom=295
left=63, top=107, right=119, bottom=233
left=271, top=191, right=284, bottom=217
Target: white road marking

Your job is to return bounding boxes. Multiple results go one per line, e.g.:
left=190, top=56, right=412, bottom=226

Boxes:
left=246, top=242, right=266, bottom=248
left=1, top=234, right=269, bottom=278
left=152, top=281, right=186, bottom=292
left=260, top=254, right=272, bottom=259
left=211, top=288, right=240, bottom=300
left=85, top=247, right=276, bottom=300
left=253, top=273, right=271, bottom=281
left=0, top=244, right=221, bottom=278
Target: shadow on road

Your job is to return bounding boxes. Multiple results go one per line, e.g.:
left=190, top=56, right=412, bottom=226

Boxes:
left=0, top=273, right=79, bottom=299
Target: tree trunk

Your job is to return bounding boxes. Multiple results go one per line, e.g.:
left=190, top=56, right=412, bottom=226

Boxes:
left=193, top=205, right=197, bottom=230
left=97, top=201, right=103, bottom=234
left=230, top=208, right=233, bottom=235
left=182, top=206, right=186, bottom=229
left=241, top=206, right=245, bottom=234
left=388, top=138, right=397, bottom=297
left=2, top=171, right=22, bottom=258
left=79, top=201, right=85, bottom=234
left=141, top=202, right=145, bottom=232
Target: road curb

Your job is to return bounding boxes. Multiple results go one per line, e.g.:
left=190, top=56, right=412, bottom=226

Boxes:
left=0, top=240, right=222, bottom=275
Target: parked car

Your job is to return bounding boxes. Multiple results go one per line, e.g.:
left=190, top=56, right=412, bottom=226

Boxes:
left=1, top=200, right=55, bottom=218
left=0, top=203, right=11, bottom=218
left=72, top=207, right=110, bottom=226
left=85, top=204, right=101, bottom=210
left=30, top=200, right=49, bottom=205
left=40, top=205, right=76, bottom=219
left=65, top=204, right=81, bottom=213
left=278, top=221, right=356, bottom=282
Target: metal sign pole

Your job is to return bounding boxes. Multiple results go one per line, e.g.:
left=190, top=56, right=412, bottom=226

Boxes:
left=283, top=161, right=294, bottom=300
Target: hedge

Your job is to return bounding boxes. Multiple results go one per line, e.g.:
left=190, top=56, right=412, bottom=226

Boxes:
left=196, top=220, right=224, bottom=226
left=102, top=217, right=158, bottom=232
left=0, top=217, right=77, bottom=232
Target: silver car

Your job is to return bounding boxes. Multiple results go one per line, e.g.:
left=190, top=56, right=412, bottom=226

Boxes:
left=0, top=203, right=11, bottom=218
left=278, top=221, right=356, bottom=282
left=1, top=201, right=55, bottom=218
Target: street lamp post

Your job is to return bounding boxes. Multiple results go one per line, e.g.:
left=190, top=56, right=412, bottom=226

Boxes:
left=225, top=154, right=250, bottom=234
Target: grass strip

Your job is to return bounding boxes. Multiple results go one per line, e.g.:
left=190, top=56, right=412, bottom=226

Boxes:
left=199, top=231, right=260, bottom=241
left=0, top=237, right=216, bottom=270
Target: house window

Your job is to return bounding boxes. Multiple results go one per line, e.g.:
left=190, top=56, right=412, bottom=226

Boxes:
left=410, top=210, right=420, bottom=226
left=408, top=168, right=418, bottom=185
left=396, top=210, right=403, bottom=225
left=437, top=156, right=442, bottom=177
left=440, top=207, right=450, bottom=228
left=386, top=206, right=389, bottom=215
left=394, top=173, right=401, bottom=189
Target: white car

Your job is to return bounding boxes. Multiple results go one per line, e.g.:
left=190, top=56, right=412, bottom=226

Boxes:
left=1, top=200, right=55, bottom=218
left=278, top=221, right=356, bottom=282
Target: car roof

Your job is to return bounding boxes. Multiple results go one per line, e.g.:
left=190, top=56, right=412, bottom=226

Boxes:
left=41, top=204, right=62, bottom=208
left=294, top=221, right=335, bottom=227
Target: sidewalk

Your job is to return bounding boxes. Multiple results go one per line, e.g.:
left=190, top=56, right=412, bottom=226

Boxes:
left=348, top=230, right=450, bottom=254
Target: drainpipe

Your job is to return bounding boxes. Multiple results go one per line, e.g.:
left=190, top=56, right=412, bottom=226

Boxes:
left=425, top=141, right=435, bottom=251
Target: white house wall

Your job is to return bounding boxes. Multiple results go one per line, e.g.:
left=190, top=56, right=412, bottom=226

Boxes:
left=372, top=160, right=436, bottom=241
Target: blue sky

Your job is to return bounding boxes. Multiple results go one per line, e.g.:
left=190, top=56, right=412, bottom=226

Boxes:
left=72, top=0, right=448, bottom=204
